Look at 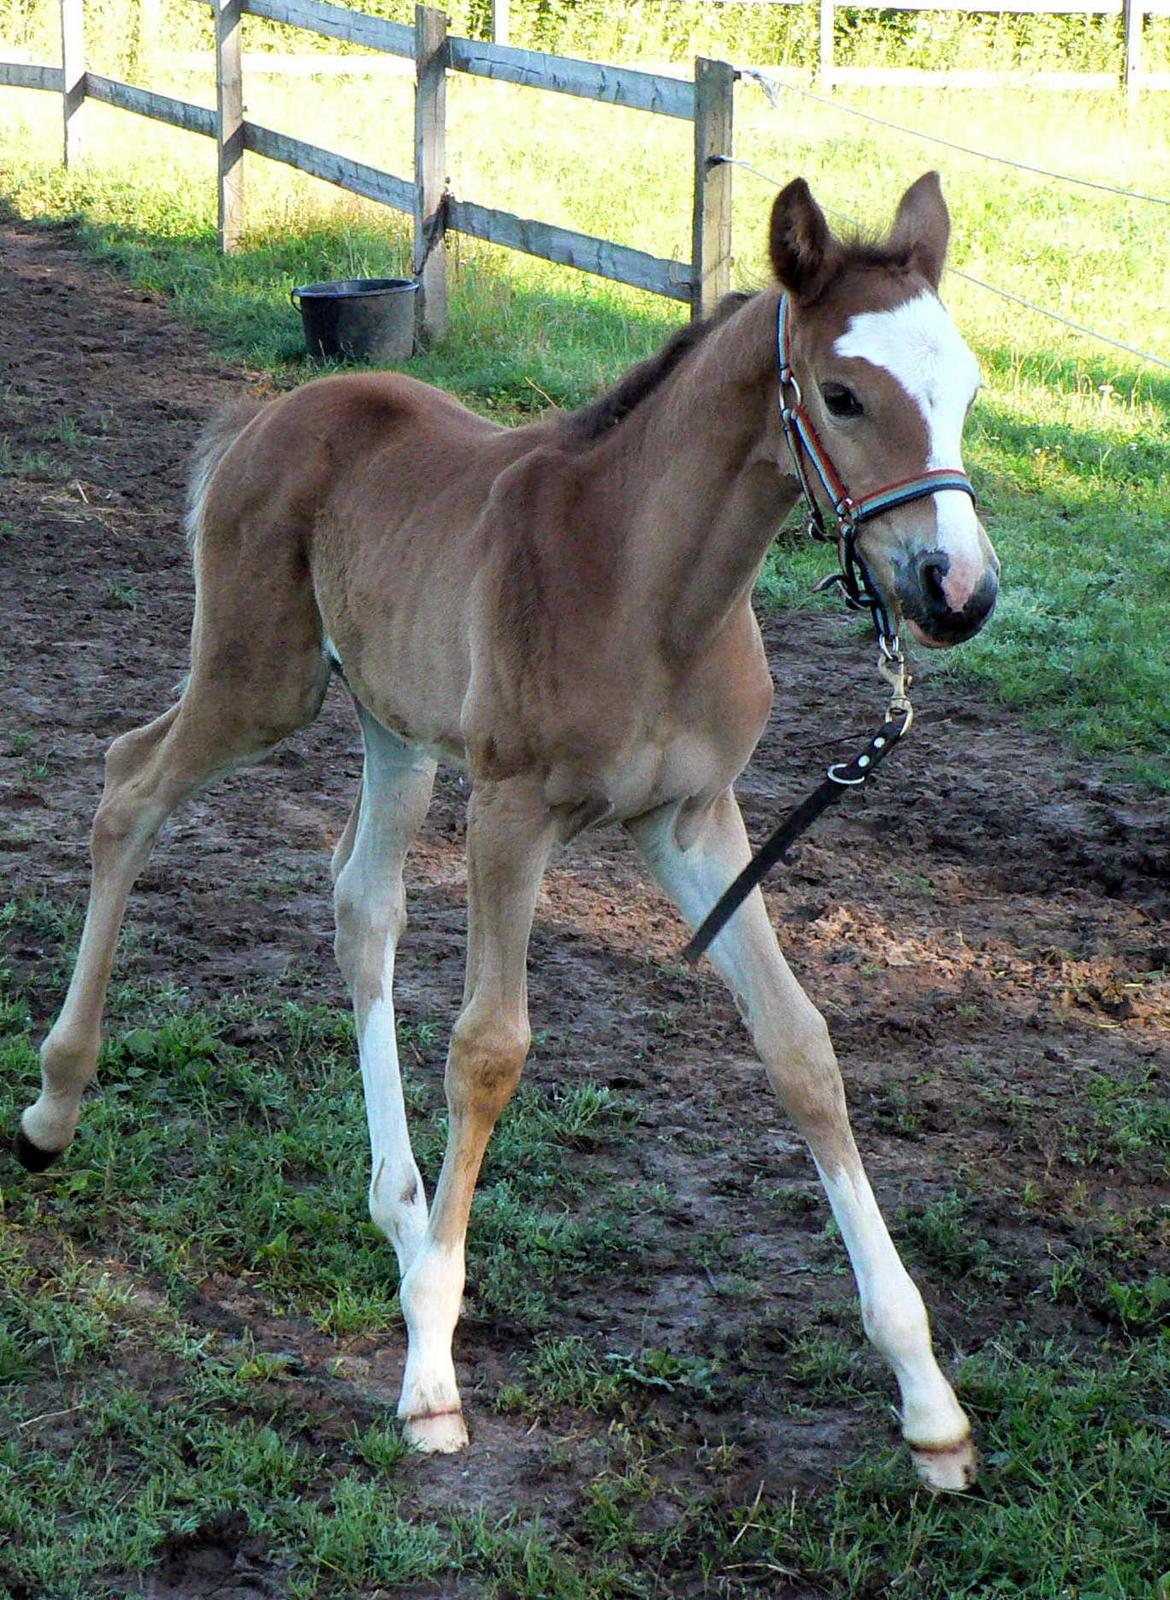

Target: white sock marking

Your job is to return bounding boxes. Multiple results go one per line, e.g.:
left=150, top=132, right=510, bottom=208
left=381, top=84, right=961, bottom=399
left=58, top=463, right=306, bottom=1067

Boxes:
left=816, top=1161, right=969, bottom=1446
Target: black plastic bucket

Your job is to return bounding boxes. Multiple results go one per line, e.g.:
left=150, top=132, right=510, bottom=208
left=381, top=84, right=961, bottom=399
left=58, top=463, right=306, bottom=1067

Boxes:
left=290, top=277, right=418, bottom=363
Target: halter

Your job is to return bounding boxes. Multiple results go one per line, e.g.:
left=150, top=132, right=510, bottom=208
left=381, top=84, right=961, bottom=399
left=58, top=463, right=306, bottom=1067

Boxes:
left=776, top=293, right=977, bottom=660
left=680, top=295, right=980, bottom=966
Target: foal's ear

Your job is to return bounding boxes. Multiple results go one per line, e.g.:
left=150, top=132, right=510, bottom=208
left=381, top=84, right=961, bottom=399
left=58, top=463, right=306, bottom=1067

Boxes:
left=769, top=178, right=844, bottom=302
left=888, top=171, right=950, bottom=289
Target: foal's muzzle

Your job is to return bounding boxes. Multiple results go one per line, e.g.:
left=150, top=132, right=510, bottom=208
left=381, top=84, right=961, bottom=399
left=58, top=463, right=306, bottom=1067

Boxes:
left=901, top=548, right=999, bottom=647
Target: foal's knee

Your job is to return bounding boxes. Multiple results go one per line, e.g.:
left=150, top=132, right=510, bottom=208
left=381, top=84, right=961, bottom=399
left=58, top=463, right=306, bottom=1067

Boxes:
left=90, top=791, right=142, bottom=862
left=332, top=872, right=406, bottom=997
left=759, top=1006, right=849, bottom=1147
left=447, top=1011, right=530, bottom=1123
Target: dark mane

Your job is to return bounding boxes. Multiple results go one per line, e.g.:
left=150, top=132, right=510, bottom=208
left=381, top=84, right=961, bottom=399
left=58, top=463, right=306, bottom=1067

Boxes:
left=563, top=291, right=754, bottom=445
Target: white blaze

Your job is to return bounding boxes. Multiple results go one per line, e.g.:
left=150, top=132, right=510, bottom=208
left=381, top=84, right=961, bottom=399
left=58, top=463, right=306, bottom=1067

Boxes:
left=835, top=291, right=985, bottom=610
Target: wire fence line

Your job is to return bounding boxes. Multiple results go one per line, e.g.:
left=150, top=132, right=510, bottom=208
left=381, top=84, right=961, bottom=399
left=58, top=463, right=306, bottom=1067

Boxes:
left=714, top=154, right=1170, bottom=371
left=741, top=70, right=1170, bottom=205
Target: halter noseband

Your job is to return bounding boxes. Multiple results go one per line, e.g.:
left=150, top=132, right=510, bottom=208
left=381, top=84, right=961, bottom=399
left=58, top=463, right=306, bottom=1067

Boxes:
left=776, top=293, right=977, bottom=657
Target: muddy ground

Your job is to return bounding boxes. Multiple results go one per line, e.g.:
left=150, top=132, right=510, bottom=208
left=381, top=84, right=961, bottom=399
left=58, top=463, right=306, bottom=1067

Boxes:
left=1, top=217, right=1167, bottom=1597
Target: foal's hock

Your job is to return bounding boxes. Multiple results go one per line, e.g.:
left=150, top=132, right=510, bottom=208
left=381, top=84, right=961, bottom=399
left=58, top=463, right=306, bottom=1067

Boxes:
left=20, top=172, right=998, bottom=1492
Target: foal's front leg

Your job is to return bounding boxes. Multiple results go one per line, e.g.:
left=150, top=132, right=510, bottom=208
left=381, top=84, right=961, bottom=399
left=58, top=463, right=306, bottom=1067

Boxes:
left=628, top=790, right=975, bottom=1492
left=396, top=778, right=558, bottom=1452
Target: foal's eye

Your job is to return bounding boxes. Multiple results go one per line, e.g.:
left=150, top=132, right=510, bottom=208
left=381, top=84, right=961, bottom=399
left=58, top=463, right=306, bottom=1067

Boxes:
left=822, top=384, right=863, bottom=419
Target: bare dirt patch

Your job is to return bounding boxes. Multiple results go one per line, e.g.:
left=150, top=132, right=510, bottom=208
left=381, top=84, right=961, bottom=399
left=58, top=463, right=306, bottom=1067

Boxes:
left=2, top=216, right=1168, bottom=1594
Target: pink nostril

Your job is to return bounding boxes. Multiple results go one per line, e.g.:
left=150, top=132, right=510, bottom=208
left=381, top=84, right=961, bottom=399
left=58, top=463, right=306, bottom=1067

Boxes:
left=918, top=549, right=984, bottom=615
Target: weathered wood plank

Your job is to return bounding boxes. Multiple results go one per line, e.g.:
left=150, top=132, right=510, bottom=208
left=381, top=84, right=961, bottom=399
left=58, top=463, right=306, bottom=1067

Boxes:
left=692, top=58, right=734, bottom=320
left=414, top=5, right=448, bottom=342
left=0, top=61, right=64, bottom=91
left=61, top=0, right=84, bottom=168
left=216, top=0, right=245, bottom=253
left=446, top=197, right=691, bottom=302
left=1123, top=0, right=1143, bottom=95
left=447, top=36, right=694, bottom=119
left=244, top=121, right=414, bottom=212
left=85, top=74, right=217, bottom=136
left=242, top=0, right=413, bottom=57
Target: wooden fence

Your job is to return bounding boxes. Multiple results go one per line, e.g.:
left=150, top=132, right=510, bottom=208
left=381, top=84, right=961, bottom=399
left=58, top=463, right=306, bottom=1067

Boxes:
left=486, top=0, right=1170, bottom=96
left=0, top=0, right=736, bottom=338
left=4, top=0, right=1165, bottom=345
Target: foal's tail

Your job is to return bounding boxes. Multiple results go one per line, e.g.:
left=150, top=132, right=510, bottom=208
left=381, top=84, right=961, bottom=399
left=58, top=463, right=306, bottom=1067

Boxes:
left=184, top=399, right=266, bottom=554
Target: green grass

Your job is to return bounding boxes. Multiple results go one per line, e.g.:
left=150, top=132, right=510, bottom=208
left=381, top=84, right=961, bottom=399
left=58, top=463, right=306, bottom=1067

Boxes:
left=2, top=860, right=1169, bottom=1599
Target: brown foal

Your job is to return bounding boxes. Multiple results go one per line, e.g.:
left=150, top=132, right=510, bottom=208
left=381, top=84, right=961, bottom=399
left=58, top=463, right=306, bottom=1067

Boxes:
left=21, top=172, right=998, bottom=1490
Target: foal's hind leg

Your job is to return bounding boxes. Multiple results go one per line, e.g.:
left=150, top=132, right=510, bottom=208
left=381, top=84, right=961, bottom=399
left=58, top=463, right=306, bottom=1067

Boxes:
left=628, top=790, right=975, bottom=1493
left=18, top=654, right=328, bottom=1169
left=331, top=708, right=436, bottom=1277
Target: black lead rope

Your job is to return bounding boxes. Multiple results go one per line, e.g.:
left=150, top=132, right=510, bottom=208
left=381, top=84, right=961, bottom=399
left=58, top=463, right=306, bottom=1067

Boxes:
left=681, top=706, right=911, bottom=965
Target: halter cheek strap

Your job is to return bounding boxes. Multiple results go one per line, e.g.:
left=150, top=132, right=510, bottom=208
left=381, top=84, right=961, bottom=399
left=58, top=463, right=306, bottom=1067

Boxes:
left=776, top=293, right=977, bottom=653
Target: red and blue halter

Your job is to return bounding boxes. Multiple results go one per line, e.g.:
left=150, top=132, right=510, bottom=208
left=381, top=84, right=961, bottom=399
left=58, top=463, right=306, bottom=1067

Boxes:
left=680, top=298, right=981, bottom=964
left=776, top=293, right=976, bottom=655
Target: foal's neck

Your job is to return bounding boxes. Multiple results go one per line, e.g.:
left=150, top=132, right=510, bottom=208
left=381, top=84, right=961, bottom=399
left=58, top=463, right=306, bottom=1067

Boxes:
left=613, top=290, right=799, bottom=660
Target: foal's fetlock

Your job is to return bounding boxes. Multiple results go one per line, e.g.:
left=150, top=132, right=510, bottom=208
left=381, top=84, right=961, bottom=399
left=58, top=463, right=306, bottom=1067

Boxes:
left=901, top=1390, right=976, bottom=1493
left=16, top=1028, right=97, bottom=1168
left=13, top=1120, right=68, bottom=1172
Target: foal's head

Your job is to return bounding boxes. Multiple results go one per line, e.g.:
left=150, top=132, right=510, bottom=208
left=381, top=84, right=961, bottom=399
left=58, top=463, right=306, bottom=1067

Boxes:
left=769, top=172, right=998, bottom=648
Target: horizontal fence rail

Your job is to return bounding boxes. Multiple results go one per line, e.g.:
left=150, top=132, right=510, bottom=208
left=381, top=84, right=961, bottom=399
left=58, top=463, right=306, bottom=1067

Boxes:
left=85, top=72, right=217, bottom=137
left=0, top=61, right=65, bottom=90
left=243, top=121, right=414, bottom=212
left=244, top=0, right=413, bottom=56
left=446, top=197, right=692, bottom=301
left=447, top=37, right=696, bottom=118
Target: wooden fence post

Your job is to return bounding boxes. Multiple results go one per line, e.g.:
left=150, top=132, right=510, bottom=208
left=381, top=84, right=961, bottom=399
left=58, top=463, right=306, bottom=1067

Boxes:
left=818, top=0, right=835, bottom=90
left=414, top=4, right=448, bottom=343
left=492, top=0, right=509, bottom=46
left=215, top=0, right=244, bottom=254
left=60, top=0, right=84, bottom=169
left=1122, top=0, right=1142, bottom=99
left=691, top=58, right=734, bottom=322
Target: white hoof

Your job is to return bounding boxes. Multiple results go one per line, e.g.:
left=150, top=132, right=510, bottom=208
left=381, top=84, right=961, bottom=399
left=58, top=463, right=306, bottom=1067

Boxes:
left=403, top=1409, right=469, bottom=1454
left=909, top=1433, right=977, bottom=1493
